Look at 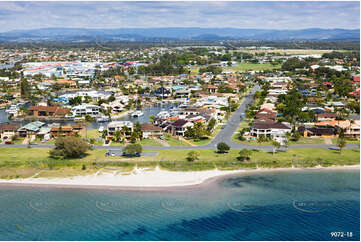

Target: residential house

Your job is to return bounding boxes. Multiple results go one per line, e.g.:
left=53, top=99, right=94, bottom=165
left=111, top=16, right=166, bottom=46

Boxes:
left=316, top=120, right=360, bottom=138
left=298, top=126, right=337, bottom=137
left=71, top=105, right=100, bottom=117
left=316, top=112, right=337, bottom=121
left=206, top=85, right=217, bottom=94
left=18, top=121, right=45, bottom=137
left=50, top=125, right=80, bottom=137
left=141, top=123, right=163, bottom=138
left=0, top=123, right=20, bottom=141
left=29, top=105, right=71, bottom=117
left=107, top=121, right=133, bottom=136
left=250, top=120, right=291, bottom=139
left=169, top=119, right=194, bottom=136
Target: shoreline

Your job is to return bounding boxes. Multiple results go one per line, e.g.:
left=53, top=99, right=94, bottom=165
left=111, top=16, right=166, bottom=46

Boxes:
left=0, top=165, right=359, bottom=190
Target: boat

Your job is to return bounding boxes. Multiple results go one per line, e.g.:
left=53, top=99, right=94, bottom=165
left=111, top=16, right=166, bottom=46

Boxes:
left=131, top=110, right=144, bottom=118
left=96, top=116, right=110, bottom=123
left=178, top=103, right=189, bottom=109
left=74, top=117, right=85, bottom=122
left=157, top=110, right=170, bottom=119
left=5, top=104, right=19, bottom=115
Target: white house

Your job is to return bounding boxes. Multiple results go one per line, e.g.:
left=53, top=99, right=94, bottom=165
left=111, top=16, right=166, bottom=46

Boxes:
left=107, top=121, right=134, bottom=136
left=71, top=104, right=100, bottom=117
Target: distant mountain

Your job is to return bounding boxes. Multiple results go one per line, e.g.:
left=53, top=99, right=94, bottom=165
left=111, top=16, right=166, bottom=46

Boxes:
left=0, top=27, right=359, bottom=42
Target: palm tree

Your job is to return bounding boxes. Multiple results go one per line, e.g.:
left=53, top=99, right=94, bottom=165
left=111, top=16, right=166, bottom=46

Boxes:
left=114, top=130, right=122, bottom=142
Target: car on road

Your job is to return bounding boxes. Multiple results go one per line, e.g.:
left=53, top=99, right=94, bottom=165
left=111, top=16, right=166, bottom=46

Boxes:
left=105, top=151, right=116, bottom=157
left=122, top=152, right=141, bottom=157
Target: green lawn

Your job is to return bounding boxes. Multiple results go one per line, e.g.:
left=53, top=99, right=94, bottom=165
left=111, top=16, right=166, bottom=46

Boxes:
left=109, top=139, right=162, bottom=147
left=223, top=63, right=281, bottom=72
left=164, top=135, right=190, bottom=146
left=139, top=138, right=163, bottom=147
left=81, top=129, right=101, bottom=139
left=189, top=63, right=280, bottom=74
left=110, top=141, right=124, bottom=146
left=239, top=120, right=251, bottom=127
left=147, top=148, right=360, bottom=170
left=12, top=137, right=25, bottom=144
left=34, top=137, right=56, bottom=145
left=0, top=146, right=358, bottom=176
left=288, top=137, right=326, bottom=145
left=332, top=137, right=360, bottom=144
left=187, top=125, right=222, bottom=146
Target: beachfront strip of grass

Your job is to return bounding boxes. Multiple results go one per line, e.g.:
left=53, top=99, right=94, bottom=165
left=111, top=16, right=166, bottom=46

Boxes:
left=0, top=147, right=358, bottom=178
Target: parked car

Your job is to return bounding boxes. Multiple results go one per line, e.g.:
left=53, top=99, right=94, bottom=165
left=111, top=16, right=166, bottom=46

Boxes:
left=122, top=152, right=141, bottom=157
left=29, top=142, right=38, bottom=145
left=5, top=141, right=13, bottom=145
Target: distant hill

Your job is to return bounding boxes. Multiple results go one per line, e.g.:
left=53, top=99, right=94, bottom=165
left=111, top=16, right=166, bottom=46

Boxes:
left=0, top=27, right=359, bottom=42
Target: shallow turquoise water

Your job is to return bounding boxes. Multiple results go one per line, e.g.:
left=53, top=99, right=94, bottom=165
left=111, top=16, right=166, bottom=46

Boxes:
left=0, top=169, right=359, bottom=240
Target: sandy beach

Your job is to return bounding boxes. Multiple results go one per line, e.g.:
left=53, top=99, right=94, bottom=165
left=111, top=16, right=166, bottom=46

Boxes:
left=0, top=165, right=359, bottom=189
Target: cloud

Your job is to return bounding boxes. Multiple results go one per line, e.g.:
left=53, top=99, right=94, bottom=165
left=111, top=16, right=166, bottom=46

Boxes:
left=0, top=1, right=359, bottom=32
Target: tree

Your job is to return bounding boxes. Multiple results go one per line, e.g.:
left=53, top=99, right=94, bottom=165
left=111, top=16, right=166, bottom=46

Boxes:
left=20, top=78, right=30, bottom=98
left=238, top=129, right=246, bottom=141
left=337, top=138, right=346, bottom=154
left=101, top=129, right=108, bottom=139
left=50, top=136, right=91, bottom=159
left=217, top=142, right=230, bottom=154
left=271, top=140, right=281, bottom=155
left=291, top=131, right=301, bottom=141
left=237, top=149, right=252, bottom=161
left=123, top=143, right=142, bottom=156
left=276, top=88, right=305, bottom=127
left=149, top=115, right=156, bottom=123
left=207, top=118, right=216, bottom=132
left=114, top=130, right=122, bottom=142
left=134, top=121, right=143, bottom=140
left=84, top=114, right=94, bottom=123
left=187, top=151, right=200, bottom=162
left=257, top=134, right=267, bottom=143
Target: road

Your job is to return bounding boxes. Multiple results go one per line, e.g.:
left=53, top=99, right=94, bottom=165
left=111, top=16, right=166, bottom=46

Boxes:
left=1, top=85, right=359, bottom=151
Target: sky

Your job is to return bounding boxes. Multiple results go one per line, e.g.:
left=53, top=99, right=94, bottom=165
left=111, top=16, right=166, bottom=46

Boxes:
left=0, top=1, right=359, bottom=32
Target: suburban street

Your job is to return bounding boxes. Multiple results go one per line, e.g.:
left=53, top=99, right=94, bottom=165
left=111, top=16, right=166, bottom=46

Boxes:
left=1, top=84, right=359, bottom=152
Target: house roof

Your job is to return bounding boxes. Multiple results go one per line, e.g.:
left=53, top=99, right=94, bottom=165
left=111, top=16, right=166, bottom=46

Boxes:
left=298, top=126, right=336, bottom=135
left=206, top=85, right=217, bottom=89
left=171, top=119, right=189, bottom=127
left=316, top=112, right=337, bottom=118
left=19, top=121, right=45, bottom=132
left=253, top=121, right=290, bottom=130
left=50, top=126, right=73, bottom=132
left=141, top=123, right=162, bottom=132
left=29, top=105, right=70, bottom=116
left=0, top=123, right=20, bottom=131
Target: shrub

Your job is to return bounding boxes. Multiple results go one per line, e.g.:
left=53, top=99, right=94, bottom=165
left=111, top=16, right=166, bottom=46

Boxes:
left=50, top=136, right=91, bottom=159
left=123, top=143, right=142, bottom=156
left=187, top=151, right=200, bottom=162
left=217, top=142, right=230, bottom=153
left=237, top=149, right=252, bottom=161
